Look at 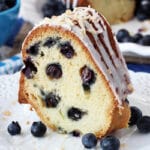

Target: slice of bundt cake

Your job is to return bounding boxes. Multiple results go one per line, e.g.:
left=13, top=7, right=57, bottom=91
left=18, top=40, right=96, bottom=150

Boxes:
left=19, top=7, right=133, bottom=138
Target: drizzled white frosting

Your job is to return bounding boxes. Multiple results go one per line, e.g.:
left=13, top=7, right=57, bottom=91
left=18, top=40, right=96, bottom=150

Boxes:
left=25, top=7, right=133, bottom=105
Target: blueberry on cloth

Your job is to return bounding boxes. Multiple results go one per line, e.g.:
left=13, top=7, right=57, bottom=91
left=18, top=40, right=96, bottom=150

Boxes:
left=7, top=121, right=21, bottom=136
left=31, top=121, right=47, bottom=137
left=129, top=106, right=142, bottom=126
left=137, top=116, right=150, bottom=133
left=100, top=135, right=120, bottom=150
left=139, top=35, right=150, bottom=46
left=82, top=133, right=97, bottom=149
left=116, top=29, right=130, bottom=42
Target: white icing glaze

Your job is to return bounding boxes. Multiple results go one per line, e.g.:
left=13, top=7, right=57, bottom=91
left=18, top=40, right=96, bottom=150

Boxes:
left=24, top=7, right=133, bottom=105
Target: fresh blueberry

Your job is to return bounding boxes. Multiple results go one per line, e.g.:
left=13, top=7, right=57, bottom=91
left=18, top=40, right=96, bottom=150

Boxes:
left=116, top=29, right=130, bottom=42
left=42, top=0, right=66, bottom=18
left=132, top=33, right=143, bottom=43
left=46, top=63, right=62, bottom=79
left=45, top=92, right=61, bottom=108
left=67, top=107, right=86, bottom=121
left=100, top=135, right=120, bottom=150
left=129, top=106, right=142, bottom=126
left=22, top=57, right=37, bottom=79
left=82, top=133, right=97, bottom=149
left=136, top=9, right=150, bottom=21
left=139, top=35, right=150, bottom=46
left=31, top=121, right=47, bottom=137
left=7, top=121, right=21, bottom=136
left=137, top=116, right=150, bottom=133
left=60, top=42, right=75, bottom=59
left=140, top=0, right=150, bottom=15
left=121, top=36, right=134, bottom=43
left=26, top=42, right=41, bottom=56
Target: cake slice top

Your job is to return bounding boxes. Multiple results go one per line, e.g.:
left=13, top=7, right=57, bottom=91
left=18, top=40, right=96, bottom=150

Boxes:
left=24, top=7, right=133, bottom=105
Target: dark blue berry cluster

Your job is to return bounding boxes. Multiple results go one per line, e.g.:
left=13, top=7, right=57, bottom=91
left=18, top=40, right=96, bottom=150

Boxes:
left=82, top=133, right=120, bottom=150
left=135, top=0, right=150, bottom=21
left=0, top=0, right=16, bottom=12
left=116, top=29, right=150, bottom=46
left=129, top=106, right=150, bottom=133
left=42, top=0, right=66, bottom=18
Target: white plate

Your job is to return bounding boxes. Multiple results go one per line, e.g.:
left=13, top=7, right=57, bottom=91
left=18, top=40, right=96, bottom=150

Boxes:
left=0, top=71, right=150, bottom=150
left=112, top=19, right=150, bottom=57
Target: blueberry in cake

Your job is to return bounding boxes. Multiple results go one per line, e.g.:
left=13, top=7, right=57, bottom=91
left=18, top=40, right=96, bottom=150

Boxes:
left=19, top=7, right=133, bottom=138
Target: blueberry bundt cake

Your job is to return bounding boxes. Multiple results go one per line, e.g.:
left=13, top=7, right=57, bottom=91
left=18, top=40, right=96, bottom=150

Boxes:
left=19, top=7, right=133, bottom=138
left=63, top=0, right=135, bottom=24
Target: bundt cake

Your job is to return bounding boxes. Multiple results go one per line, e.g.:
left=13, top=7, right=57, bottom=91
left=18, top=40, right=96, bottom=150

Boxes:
left=63, top=0, right=136, bottom=24
left=19, top=7, right=133, bottom=138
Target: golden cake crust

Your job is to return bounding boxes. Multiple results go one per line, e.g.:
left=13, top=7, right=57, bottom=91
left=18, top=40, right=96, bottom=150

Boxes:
left=19, top=25, right=130, bottom=138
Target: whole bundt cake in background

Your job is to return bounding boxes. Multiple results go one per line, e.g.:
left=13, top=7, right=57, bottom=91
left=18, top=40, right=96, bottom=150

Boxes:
left=19, top=7, right=133, bottom=138
left=62, top=0, right=136, bottom=24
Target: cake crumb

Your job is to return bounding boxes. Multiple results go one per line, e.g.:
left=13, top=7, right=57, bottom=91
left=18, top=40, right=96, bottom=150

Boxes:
left=29, top=106, right=34, bottom=111
left=26, top=121, right=30, bottom=125
left=3, top=110, right=11, bottom=116
left=2, top=117, right=6, bottom=121
left=121, top=143, right=126, bottom=148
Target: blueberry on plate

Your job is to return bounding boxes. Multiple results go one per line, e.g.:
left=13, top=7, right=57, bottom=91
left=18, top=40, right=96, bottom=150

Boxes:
left=140, top=0, right=150, bottom=15
left=7, top=121, right=21, bottom=136
left=136, top=9, right=150, bottom=21
left=116, top=29, right=130, bottom=42
left=42, top=0, right=66, bottom=18
left=129, top=106, right=142, bottom=126
left=137, top=116, right=150, bottom=133
left=132, top=33, right=143, bottom=43
left=139, top=35, right=150, bottom=46
left=100, top=135, right=120, bottom=150
left=31, top=121, right=47, bottom=137
left=82, top=133, right=97, bottom=149
left=121, top=35, right=134, bottom=43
